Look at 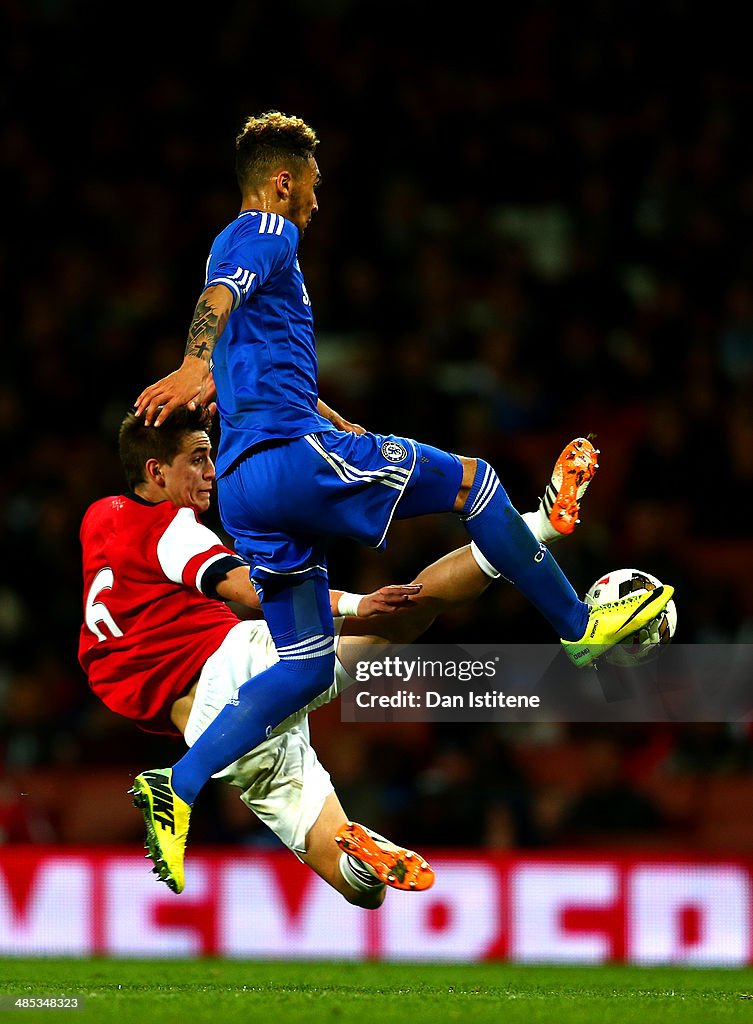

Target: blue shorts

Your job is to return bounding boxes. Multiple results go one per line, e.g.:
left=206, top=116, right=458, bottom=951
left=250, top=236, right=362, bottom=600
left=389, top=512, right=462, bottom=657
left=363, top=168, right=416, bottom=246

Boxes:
left=217, top=430, right=419, bottom=582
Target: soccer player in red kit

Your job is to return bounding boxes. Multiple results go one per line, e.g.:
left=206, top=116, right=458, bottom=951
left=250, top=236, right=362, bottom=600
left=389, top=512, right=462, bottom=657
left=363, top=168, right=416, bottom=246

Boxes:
left=80, top=405, right=435, bottom=903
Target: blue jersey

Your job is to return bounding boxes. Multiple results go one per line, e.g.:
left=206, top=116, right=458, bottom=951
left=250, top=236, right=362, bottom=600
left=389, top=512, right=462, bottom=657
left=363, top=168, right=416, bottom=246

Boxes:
left=205, top=210, right=334, bottom=477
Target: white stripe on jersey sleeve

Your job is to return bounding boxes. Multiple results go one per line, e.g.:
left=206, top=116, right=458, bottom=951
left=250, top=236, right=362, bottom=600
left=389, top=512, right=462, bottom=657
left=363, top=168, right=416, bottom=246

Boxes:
left=194, top=551, right=233, bottom=593
left=156, top=507, right=225, bottom=585
left=212, top=276, right=242, bottom=310
left=208, top=268, right=257, bottom=311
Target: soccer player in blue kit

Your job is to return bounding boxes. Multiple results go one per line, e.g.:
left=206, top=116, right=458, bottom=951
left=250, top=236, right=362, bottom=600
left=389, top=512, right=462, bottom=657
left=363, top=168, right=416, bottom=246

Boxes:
left=134, top=110, right=673, bottom=893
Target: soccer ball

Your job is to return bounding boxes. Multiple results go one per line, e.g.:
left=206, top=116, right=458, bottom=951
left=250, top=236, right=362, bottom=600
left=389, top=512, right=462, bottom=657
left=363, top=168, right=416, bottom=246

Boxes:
left=586, top=568, right=677, bottom=667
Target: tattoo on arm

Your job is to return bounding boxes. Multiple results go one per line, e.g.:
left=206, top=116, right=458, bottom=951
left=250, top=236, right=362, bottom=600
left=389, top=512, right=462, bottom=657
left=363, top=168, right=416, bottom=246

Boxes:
left=185, top=298, right=223, bottom=361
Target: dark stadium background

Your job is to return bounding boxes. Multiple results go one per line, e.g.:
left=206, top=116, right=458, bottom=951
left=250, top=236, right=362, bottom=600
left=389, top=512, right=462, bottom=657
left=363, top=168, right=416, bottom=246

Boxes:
left=3, top=0, right=753, bottom=861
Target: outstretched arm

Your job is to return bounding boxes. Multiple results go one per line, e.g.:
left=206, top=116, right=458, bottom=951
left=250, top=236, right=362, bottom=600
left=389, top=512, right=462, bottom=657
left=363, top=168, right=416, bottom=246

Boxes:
left=339, top=544, right=490, bottom=648
left=134, top=285, right=232, bottom=426
left=215, top=566, right=421, bottom=620
left=330, top=584, right=422, bottom=617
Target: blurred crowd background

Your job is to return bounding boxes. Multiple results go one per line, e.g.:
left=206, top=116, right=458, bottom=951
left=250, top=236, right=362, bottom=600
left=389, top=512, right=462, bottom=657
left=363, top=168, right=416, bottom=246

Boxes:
left=3, top=1, right=753, bottom=853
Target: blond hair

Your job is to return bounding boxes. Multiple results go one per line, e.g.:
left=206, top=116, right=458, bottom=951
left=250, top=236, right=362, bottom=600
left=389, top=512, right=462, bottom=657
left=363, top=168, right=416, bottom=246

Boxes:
left=235, top=110, right=319, bottom=191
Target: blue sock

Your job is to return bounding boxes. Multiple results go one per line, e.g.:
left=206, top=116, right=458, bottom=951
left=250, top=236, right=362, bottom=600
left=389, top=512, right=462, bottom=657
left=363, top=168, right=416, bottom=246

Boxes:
left=460, top=460, right=588, bottom=641
left=171, top=574, right=335, bottom=805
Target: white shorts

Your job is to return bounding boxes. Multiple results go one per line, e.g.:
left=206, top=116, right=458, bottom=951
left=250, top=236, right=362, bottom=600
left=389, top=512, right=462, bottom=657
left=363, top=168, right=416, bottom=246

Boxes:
left=183, top=617, right=352, bottom=855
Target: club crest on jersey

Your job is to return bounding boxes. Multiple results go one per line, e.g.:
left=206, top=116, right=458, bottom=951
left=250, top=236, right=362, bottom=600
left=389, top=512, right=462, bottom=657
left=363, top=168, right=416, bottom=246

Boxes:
left=381, top=441, right=408, bottom=463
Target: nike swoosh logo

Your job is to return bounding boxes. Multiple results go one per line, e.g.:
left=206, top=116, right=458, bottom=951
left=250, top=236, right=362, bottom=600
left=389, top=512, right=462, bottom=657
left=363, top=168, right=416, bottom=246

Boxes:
left=618, top=586, right=665, bottom=629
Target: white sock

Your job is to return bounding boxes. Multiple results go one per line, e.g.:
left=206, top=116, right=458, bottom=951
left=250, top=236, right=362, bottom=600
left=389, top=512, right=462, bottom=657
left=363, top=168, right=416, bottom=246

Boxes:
left=338, top=853, right=384, bottom=893
left=521, top=508, right=561, bottom=545
left=470, top=540, right=501, bottom=579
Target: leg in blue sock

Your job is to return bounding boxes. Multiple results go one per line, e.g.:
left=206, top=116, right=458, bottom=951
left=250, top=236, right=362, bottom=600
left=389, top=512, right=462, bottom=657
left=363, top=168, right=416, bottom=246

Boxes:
left=171, top=573, right=335, bottom=805
left=397, top=446, right=588, bottom=641
left=459, top=460, right=588, bottom=640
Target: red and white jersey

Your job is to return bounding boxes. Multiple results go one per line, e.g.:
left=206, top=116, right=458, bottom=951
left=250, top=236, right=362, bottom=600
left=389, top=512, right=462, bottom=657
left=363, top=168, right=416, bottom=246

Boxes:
left=79, top=494, right=246, bottom=736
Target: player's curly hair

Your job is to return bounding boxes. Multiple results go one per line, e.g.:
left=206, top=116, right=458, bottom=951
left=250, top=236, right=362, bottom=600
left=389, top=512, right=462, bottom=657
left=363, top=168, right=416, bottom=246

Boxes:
left=235, top=110, right=319, bottom=192
left=118, top=406, right=213, bottom=490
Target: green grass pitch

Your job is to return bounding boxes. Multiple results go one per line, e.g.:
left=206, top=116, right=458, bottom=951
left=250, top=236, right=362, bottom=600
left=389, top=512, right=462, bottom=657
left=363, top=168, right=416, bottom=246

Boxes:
left=2, top=959, right=753, bottom=1023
